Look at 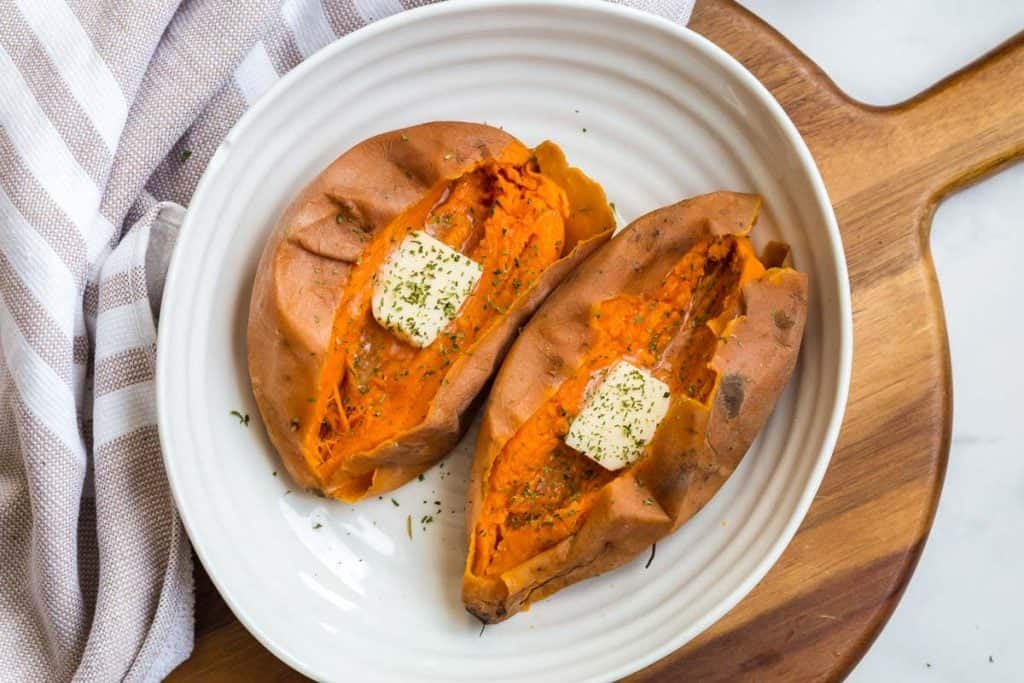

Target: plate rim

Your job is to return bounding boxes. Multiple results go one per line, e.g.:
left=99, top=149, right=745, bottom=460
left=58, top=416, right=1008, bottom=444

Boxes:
left=156, top=0, right=853, bottom=680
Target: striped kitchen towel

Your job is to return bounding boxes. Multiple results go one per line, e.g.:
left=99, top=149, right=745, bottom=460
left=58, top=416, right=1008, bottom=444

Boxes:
left=0, top=0, right=695, bottom=680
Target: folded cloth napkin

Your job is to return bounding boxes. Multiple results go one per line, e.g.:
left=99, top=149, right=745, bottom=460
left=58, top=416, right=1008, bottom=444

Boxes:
left=0, top=0, right=694, bottom=680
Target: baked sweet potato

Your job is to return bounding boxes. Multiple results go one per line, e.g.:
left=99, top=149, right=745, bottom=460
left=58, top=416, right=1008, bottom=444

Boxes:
left=248, top=122, right=613, bottom=502
left=462, top=192, right=808, bottom=622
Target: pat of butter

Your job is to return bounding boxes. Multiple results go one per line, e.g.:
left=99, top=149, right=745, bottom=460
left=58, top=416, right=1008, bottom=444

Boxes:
left=371, top=231, right=483, bottom=348
left=564, top=361, right=671, bottom=471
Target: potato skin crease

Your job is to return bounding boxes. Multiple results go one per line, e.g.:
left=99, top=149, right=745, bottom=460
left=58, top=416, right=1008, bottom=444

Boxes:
left=462, top=192, right=808, bottom=623
left=247, top=122, right=613, bottom=502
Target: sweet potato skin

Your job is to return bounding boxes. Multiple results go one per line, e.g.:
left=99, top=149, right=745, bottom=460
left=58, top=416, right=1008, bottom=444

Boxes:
left=248, top=122, right=612, bottom=501
left=462, top=192, right=808, bottom=622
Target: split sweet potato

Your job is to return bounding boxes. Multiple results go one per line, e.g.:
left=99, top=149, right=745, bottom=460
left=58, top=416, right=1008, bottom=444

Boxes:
left=462, top=192, right=808, bottom=622
left=248, top=122, right=613, bottom=502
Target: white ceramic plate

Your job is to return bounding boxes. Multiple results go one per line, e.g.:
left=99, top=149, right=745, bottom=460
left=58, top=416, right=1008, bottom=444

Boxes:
left=157, top=1, right=852, bottom=681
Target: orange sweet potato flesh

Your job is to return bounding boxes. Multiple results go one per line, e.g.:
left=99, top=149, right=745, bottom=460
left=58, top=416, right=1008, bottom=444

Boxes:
left=248, top=123, right=613, bottom=502
left=462, top=192, right=808, bottom=622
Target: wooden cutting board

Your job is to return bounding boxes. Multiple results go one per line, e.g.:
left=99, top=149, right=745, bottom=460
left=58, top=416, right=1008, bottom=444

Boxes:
left=169, top=1, right=1024, bottom=680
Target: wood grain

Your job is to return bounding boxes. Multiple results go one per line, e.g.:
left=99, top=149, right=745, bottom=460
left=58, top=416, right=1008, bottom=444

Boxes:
left=168, top=1, right=1024, bottom=680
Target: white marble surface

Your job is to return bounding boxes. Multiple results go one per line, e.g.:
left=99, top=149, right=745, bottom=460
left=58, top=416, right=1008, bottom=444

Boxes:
left=738, top=1, right=1024, bottom=680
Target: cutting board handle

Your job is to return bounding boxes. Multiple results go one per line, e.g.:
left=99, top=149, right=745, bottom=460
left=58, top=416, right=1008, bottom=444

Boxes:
left=689, top=2, right=1024, bottom=224
left=878, top=31, right=1024, bottom=204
